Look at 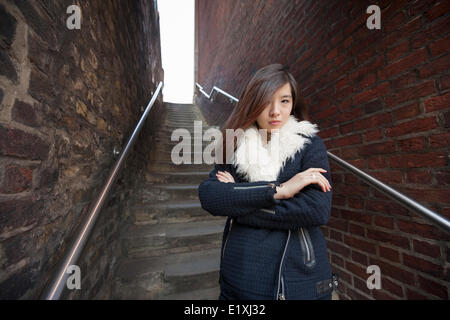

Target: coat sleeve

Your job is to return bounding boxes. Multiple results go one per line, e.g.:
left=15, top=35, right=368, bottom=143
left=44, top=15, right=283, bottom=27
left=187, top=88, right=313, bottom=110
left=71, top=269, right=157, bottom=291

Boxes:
left=236, top=136, right=333, bottom=230
left=198, top=163, right=280, bottom=217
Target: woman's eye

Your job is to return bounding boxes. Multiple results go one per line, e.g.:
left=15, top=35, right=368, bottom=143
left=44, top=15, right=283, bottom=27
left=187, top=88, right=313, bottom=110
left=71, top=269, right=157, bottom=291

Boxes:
left=282, top=99, right=290, bottom=103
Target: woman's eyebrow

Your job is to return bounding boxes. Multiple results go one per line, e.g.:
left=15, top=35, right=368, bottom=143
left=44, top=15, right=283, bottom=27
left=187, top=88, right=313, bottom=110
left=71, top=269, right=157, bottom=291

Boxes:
left=280, top=94, right=292, bottom=98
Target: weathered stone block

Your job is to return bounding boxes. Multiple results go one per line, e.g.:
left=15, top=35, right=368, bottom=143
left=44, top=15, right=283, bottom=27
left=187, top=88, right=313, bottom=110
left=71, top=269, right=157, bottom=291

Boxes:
left=0, top=4, right=17, bottom=48
left=0, top=50, right=17, bottom=82
left=0, top=126, right=49, bottom=160
left=0, top=198, right=44, bottom=239
left=0, top=164, right=33, bottom=194
left=12, top=100, right=40, bottom=127
left=0, top=261, right=40, bottom=299
left=28, top=68, right=56, bottom=103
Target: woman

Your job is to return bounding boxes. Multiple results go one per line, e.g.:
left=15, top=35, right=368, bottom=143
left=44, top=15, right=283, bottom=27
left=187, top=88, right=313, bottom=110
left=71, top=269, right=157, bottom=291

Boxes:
left=198, top=64, right=337, bottom=300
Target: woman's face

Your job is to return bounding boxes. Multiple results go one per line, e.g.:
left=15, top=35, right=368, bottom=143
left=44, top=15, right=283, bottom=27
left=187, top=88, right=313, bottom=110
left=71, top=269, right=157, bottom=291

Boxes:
left=256, top=82, right=293, bottom=135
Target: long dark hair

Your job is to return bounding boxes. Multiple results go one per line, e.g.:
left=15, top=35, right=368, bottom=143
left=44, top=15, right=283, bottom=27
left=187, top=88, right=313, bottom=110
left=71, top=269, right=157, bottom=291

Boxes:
left=218, top=63, right=308, bottom=165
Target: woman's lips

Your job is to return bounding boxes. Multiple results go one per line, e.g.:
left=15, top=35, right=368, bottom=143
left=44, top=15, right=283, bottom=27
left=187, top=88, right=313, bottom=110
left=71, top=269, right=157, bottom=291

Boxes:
left=269, top=120, right=281, bottom=125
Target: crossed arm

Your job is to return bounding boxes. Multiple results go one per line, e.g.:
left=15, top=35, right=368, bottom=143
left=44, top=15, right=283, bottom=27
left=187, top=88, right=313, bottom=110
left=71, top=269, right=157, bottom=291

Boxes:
left=197, top=137, right=333, bottom=230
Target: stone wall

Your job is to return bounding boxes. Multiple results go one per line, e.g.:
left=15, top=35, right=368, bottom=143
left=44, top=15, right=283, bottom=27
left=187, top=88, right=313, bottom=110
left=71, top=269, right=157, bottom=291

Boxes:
left=195, top=0, right=450, bottom=299
left=0, top=0, right=165, bottom=299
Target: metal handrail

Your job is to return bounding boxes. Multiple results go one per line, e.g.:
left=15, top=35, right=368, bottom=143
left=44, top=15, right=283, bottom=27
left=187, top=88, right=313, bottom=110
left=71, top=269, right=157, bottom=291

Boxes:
left=195, top=82, right=239, bottom=103
left=196, top=82, right=450, bottom=234
left=42, top=81, right=164, bottom=300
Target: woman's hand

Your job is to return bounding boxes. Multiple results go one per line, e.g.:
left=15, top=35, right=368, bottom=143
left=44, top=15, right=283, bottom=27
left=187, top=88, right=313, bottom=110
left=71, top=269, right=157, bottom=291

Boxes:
left=274, top=168, right=331, bottom=200
left=216, top=170, right=235, bottom=183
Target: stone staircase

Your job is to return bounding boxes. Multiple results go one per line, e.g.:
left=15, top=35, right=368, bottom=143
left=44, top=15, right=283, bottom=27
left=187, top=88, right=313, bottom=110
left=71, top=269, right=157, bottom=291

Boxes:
left=112, top=102, right=226, bottom=299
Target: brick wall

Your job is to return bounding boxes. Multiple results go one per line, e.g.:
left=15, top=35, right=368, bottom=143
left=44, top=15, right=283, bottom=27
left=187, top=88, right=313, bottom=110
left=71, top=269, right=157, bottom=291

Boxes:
left=196, top=0, right=450, bottom=299
left=0, top=0, right=165, bottom=299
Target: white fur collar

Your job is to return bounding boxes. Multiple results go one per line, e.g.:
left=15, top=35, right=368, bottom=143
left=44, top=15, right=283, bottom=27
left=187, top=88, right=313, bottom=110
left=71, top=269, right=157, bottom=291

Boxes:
left=231, top=115, right=319, bottom=182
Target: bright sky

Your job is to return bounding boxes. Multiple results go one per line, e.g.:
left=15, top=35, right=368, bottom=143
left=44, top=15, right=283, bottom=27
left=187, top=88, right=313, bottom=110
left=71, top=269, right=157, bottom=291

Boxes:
left=158, top=0, right=195, bottom=104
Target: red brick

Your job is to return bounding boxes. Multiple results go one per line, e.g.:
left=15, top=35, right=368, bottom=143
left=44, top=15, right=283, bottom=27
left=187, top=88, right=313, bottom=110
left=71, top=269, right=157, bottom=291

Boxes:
left=343, top=235, right=377, bottom=255
left=435, top=171, right=450, bottom=185
left=370, top=170, right=403, bottom=185
left=429, top=33, right=450, bottom=57
left=348, top=198, right=364, bottom=210
left=424, top=92, right=450, bottom=113
left=400, top=188, right=450, bottom=206
left=346, top=260, right=369, bottom=281
left=353, top=276, right=372, bottom=297
left=379, top=245, right=400, bottom=263
left=413, top=239, right=442, bottom=259
left=327, top=240, right=351, bottom=258
left=346, top=287, right=372, bottom=300
left=381, top=277, right=404, bottom=298
left=369, top=257, right=415, bottom=284
left=365, top=128, right=383, bottom=142
left=397, top=219, right=449, bottom=241
left=429, top=132, right=450, bottom=148
left=405, top=170, right=432, bottom=184
left=353, top=82, right=390, bottom=105
left=387, top=41, right=410, bottom=62
left=349, top=223, right=365, bottom=237
left=349, top=55, right=385, bottom=83
left=426, top=1, right=450, bottom=21
left=394, top=102, right=421, bottom=120
left=331, top=253, right=345, bottom=268
left=366, top=199, right=410, bottom=217
left=403, top=254, right=443, bottom=278
left=389, top=152, right=446, bottom=169
left=440, top=74, right=450, bottom=90
left=341, top=209, right=372, bottom=225
left=398, top=136, right=426, bottom=152
left=353, top=112, right=392, bottom=131
left=418, top=276, right=448, bottom=299
left=406, top=288, right=430, bottom=300
left=327, top=218, right=348, bottom=232
left=418, top=54, right=450, bottom=79
left=368, top=156, right=387, bottom=169
left=378, top=48, right=427, bottom=81
left=0, top=126, right=49, bottom=160
left=373, top=215, right=395, bottom=229
left=391, top=71, right=420, bottom=90
left=330, top=229, right=343, bottom=242
left=332, top=134, right=362, bottom=148
left=358, top=140, right=396, bottom=156
left=352, top=250, right=369, bottom=266
left=367, top=229, right=410, bottom=249
left=411, top=15, right=450, bottom=49
left=0, top=165, right=33, bottom=194
left=385, top=117, right=438, bottom=137
left=385, top=81, right=436, bottom=108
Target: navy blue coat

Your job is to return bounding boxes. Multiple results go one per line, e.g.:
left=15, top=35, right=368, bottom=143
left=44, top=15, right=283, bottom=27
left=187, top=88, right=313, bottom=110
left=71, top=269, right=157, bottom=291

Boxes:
left=198, top=134, right=337, bottom=300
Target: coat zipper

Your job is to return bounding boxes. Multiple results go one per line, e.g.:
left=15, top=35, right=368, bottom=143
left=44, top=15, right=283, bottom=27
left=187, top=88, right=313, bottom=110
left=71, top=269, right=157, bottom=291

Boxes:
left=298, top=227, right=316, bottom=268
left=233, top=185, right=270, bottom=189
left=277, top=230, right=290, bottom=300
left=222, top=219, right=233, bottom=259
left=299, top=228, right=311, bottom=261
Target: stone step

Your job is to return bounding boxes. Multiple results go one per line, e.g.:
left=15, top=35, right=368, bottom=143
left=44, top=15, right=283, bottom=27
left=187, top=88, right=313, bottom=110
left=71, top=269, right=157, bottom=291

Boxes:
left=122, top=220, right=226, bottom=259
left=115, top=248, right=221, bottom=298
left=144, top=170, right=211, bottom=184
left=133, top=200, right=223, bottom=225
left=138, top=183, right=201, bottom=202
left=148, top=161, right=214, bottom=173
left=157, top=126, right=218, bottom=135
left=162, top=286, right=220, bottom=300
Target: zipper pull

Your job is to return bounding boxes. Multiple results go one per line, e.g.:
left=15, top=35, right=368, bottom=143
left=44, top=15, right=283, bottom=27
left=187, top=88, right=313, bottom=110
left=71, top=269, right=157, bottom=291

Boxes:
left=278, top=293, right=286, bottom=300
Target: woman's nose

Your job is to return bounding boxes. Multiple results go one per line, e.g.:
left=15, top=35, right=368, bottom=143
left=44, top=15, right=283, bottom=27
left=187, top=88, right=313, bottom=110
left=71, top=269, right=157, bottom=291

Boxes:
left=269, top=103, right=281, bottom=116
